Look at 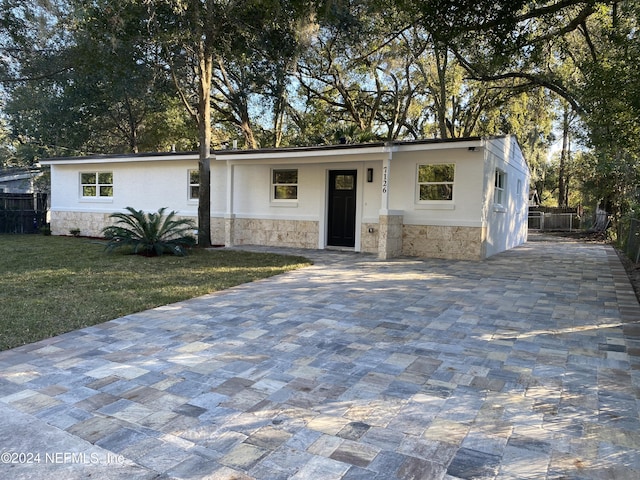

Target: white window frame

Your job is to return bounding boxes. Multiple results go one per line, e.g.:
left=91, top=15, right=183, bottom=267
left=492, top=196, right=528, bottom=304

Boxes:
left=416, top=163, right=455, bottom=206
left=494, top=169, right=506, bottom=206
left=80, top=171, right=113, bottom=200
left=271, top=168, right=298, bottom=203
left=188, top=169, right=200, bottom=202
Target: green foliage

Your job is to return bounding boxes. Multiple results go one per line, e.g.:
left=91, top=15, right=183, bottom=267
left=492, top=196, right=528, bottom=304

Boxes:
left=2, top=0, right=640, bottom=219
left=102, top=207, right=197, bottom=257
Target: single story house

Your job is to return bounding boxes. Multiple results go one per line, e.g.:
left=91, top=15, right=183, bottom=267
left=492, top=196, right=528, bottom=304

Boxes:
left=40, top=135, right=530, bottom=260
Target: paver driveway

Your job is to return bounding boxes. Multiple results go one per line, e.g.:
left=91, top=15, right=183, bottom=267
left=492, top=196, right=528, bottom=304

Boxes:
left=1, top=234, right=639, bottom=479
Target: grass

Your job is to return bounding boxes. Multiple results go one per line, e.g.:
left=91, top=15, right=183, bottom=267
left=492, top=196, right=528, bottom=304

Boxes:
left=0, top=235, right=311, bottom=351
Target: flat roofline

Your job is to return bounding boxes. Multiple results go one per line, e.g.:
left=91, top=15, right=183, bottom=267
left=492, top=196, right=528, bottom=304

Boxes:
left=39, top=136, right=497, bottom=164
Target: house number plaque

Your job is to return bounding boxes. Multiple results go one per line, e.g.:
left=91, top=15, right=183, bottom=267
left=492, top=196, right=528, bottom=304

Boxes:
left=382, top=166, right=388, bottom=193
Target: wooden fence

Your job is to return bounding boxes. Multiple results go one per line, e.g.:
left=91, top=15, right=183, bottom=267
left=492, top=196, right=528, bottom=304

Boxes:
left=0, top=193, right=48, bottom=234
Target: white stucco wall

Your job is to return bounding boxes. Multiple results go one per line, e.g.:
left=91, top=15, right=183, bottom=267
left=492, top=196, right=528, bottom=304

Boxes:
left=482, top=137, right=530, bottom=257
left=386, top=148, right=485, bottom=228
left=47, top=157, right=200, bottom=236
left=49, top=159, right=199, bottom=217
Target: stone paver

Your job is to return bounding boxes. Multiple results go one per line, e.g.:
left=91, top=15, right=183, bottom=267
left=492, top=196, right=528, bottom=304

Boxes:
left=1, top=234, right=639, bottom=479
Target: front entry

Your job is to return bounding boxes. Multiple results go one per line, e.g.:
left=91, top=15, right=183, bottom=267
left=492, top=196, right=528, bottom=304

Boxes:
left=327, top=170, right=357, bottom=247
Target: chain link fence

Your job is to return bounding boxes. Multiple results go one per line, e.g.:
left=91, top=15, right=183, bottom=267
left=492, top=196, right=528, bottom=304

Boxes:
left=528, top=211, right=581, bottom=231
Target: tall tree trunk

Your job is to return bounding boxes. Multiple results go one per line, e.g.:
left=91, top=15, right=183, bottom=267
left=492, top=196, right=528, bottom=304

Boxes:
left=273, top=94, right=285, bottom=148
left=238, top=104, right=258, bottom=149
left=558, top=104, right=570, bottom=207
left=434, top=43, right=449, bottom=139
left=197, top=41, right=213, bottom=247
left=123, top=93, right=139, bottom=153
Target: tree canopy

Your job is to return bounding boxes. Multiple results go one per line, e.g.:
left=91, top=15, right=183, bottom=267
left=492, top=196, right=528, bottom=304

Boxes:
left=1, top=0, right=639, bottom=234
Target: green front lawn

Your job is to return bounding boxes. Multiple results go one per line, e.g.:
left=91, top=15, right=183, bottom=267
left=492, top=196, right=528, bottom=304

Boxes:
left=0, top=235, right=311, bottom=351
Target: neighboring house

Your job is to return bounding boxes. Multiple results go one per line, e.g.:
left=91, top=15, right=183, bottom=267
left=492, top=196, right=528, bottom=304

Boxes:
left=40, top=135, right=530, bottom=260
left=0, top=167, right=42, bottom=194
left=0, top=167, right=48, bottom=233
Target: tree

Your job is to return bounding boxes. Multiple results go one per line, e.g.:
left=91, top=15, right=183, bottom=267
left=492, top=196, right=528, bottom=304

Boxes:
left=139, top=0, right=312, bottom=246
left=3, top=1, right=197, bottom=163
left=206, top=2, right=310, bottom=149
left=3, top=0, right=637, bottom=229
left=142, top=0, right=216, bottom=246
left=400, top=0, right=639, bottom=219
left=0, top=119, right=18, bottom=166
left=0, top=0, right=70, bottom=84
left=554, top=1, right=640, bottom=225
left=1, top=0, right=73, bottom=164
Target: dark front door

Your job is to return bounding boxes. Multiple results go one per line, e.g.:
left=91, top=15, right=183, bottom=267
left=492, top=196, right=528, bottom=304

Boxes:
left=327, top=170, right=357, bottom=247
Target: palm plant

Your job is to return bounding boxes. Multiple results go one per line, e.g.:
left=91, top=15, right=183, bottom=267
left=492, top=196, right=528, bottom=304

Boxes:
left=102, top=207, right=197, bottom=256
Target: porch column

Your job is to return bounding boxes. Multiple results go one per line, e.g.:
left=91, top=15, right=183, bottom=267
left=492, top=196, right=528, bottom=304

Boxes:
left=378, top=211, right=403, bottom=259
left=380, top=145, right=391, bottom=211
left=378, top=145, right=403, bottom=259
left=225, top=162, right=235, bottom=246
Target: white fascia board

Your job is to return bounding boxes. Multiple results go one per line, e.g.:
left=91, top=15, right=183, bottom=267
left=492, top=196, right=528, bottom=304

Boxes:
left=39, top=138, right=489, bottom=166
left=40, top=153, right=198, bottom=165
left=215, top=145, right=388, bottom=164
left=216, top=140, right=486, bottom=164
left=391, top=139, right=484, bottom=153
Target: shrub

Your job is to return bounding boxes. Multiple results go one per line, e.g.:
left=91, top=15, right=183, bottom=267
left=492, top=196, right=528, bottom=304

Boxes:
left=102, top=207, right=196, bottom=256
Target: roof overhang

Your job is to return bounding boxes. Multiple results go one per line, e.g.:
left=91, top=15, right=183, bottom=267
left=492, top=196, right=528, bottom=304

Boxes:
left=39, top=137, right=489, bottom=166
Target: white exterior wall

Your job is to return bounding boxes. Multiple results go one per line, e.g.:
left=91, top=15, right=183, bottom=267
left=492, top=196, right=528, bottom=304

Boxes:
left=48, top=158, right=199, bottom=236
left=229, top=163, right=326, bottom=221
left=482, top=137, right=530, bottom=257
left=387, top=148, right=485, bottom=227
left=50, top=159, right=199, bottom=214
left=210, top=161, right=228, bottom=218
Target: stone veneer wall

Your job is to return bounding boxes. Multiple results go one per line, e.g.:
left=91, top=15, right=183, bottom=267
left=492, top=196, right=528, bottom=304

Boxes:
left=50, top=210, right=224, bottom=245
left=210, top=217, right=225, bottom=246
left=50, top=211, right=113, bottom=237
left=402, top=225, right=486, bottom=260
left=360, top=223, right=379, bottom=254
left=232, top=218, right=319, bottom=249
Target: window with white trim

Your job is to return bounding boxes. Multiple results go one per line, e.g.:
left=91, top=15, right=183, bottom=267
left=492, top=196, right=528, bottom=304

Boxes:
left=272, top=169, right=298, bottom=200
left=417, top=164, right=455, bottom=201
left=494, top=169, right=506, bottom=205
left=188, top=169, right=200, bottom=200
left=81, top=172, right=113, bottom=198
